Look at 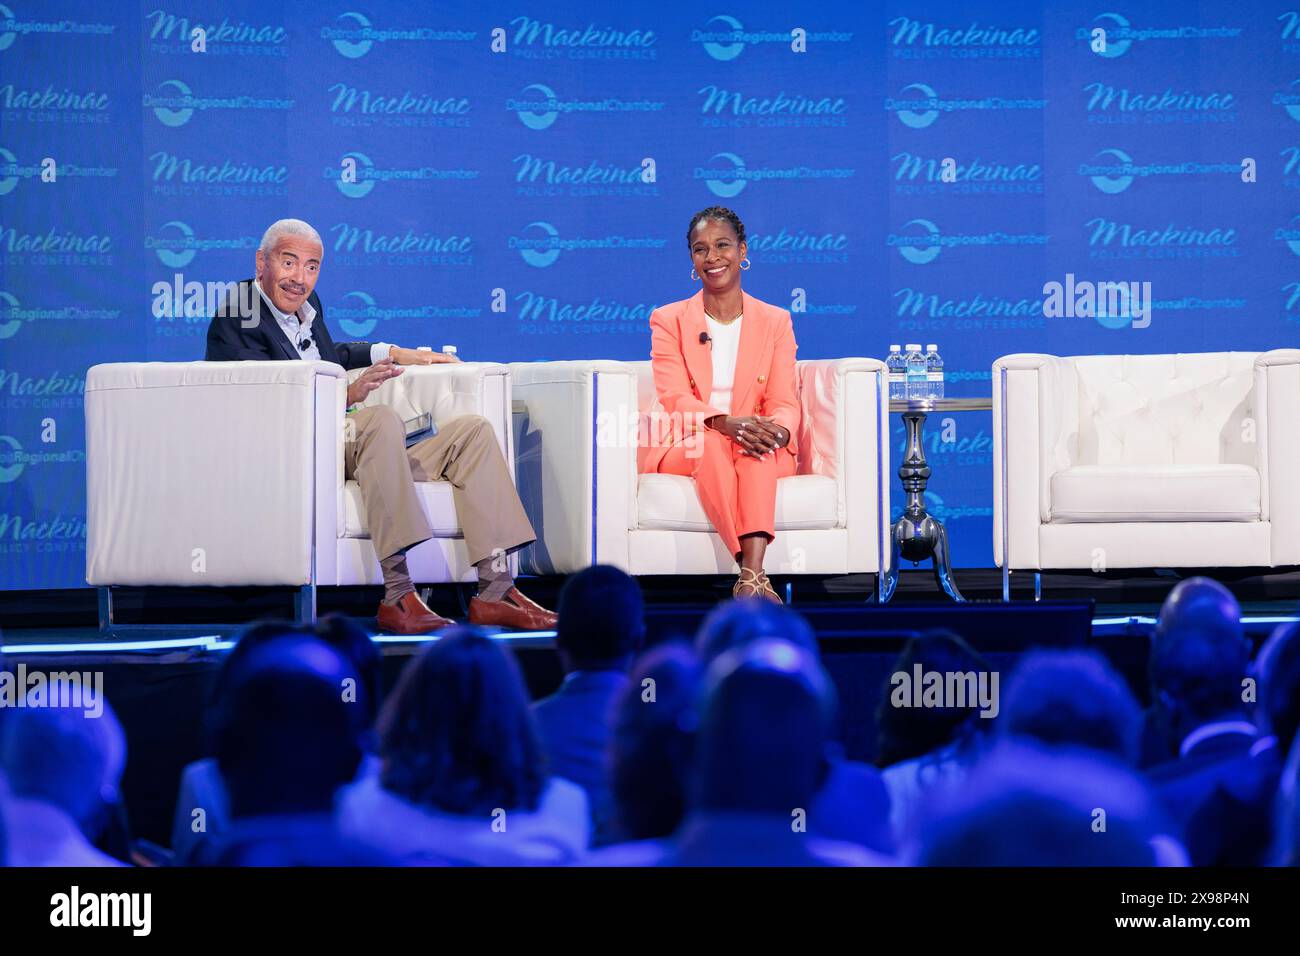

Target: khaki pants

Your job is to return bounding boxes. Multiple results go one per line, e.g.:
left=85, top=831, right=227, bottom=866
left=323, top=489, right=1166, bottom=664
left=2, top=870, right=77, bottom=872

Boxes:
left=344, top=406, right=534, bottom=565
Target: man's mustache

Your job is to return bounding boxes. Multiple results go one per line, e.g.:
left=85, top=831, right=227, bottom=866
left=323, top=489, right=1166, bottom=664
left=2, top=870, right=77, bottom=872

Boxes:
left=279, top=281, right=307, bottom=295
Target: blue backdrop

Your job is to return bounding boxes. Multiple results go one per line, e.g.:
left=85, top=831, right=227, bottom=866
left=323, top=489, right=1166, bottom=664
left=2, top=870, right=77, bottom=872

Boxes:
left=1, top=0, right=1294, bottom=589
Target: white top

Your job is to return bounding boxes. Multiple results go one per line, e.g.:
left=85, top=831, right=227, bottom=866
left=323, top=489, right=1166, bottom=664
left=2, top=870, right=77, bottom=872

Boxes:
left=705, top=312, right=743, bottom=414
left=335, top=774, right=590, bottom=866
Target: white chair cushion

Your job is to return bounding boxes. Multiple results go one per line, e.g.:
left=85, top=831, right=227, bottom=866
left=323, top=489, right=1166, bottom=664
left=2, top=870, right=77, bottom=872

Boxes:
left=343, top=479, right=461, bottom=538
left=636, top=474, right=839, bottom=532
left=1050, top=464, right=1260, bottom=523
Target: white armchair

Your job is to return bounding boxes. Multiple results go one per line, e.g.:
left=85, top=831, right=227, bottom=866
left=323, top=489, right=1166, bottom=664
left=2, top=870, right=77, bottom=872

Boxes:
left=993, top=350, right=1300, bottom=595
left=509, top=358, right=891, bottom=583
left=85, top=360, right=513, bottom=626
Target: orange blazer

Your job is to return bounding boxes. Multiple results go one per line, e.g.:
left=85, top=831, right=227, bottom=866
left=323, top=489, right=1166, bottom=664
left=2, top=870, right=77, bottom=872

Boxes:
left=639, top=290, right=800, bottom=474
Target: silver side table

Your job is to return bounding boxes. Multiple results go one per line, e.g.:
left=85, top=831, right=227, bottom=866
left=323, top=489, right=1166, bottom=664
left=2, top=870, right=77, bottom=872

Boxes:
left=879, top=396, right=992, bottom=603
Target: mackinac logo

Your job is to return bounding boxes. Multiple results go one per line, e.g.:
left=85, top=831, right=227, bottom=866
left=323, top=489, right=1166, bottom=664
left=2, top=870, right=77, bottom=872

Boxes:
left=893, top=286, right=1045, bottom=332
left=0, top=82, right=109, bottom=122
left=329, top=222, right=473, bottom=268
left=887, top=219, right=1048, bottom=264
left=506, top=15, right=656, bottom=60
left=1087, top=217, right=1239, bottom=260
left=887, top=16, right=1040, bottom=59
left=1283, top=145, right=1300, bottom=188
left=328, top=82, right=471, bottom=129
left=1084, top=82, right=1236, bottom=124
left=515, top=290, right=656, bottom=335
left=145, top=9, right=286, bottom=55
left=513, top=153, right=657, bottom=198
left=746, top=227, right=849, bottom=265
left=1078, top=10, right=1242, bottom=58
left=890, top=151, right=1042, bottom=196
left=509, top=222, right=665, bottom=268
left=0, top=224, right=113, bottom=266
left=886, top=82, right=1046, bottom=128
left=697, top=84, right=847, bottom=128
left=696, top=151, right=855, bottom=199
left=692, top=13, right=851, bottom=61
left=148, top=149, right=287, bottom=198
left=0, top=368, right=86, bottom=410
left=1284, top=11, right=1300, bottom=53
left=323, top=11, right=475, bottom=59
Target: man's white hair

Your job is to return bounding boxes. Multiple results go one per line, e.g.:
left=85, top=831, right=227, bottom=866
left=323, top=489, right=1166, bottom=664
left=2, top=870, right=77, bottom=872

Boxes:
left=259, top=218, right=323, bottom=258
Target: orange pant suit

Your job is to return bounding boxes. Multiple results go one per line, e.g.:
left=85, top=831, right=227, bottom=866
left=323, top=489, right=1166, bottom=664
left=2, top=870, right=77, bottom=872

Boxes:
left=637, top=290, right=800, bottom=559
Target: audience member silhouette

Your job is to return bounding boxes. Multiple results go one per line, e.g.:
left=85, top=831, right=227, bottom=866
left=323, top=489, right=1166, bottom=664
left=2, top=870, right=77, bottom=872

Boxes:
left=533, top=565, right=643, bottom=844
left=914, top=741, right=1185, bottom=866
left=875, top=629, right=993, bottom=839
left=1146, top=577, right=1273, bottom=864
left=337, top=627, right=588, bottom=865
left=694, top=599, right=893, bottom=853
left=1000, top=649, right=1142, bottom=763
left=196, top=634, right=389, bottom=865
left=1, top=691, right=127, bottom=866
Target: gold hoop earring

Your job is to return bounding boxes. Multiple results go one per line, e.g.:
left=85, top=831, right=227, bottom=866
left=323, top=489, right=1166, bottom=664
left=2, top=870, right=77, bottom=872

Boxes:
left=691, top=267, right=700, bottom=281
left=740, top=257, right=752, bottom=271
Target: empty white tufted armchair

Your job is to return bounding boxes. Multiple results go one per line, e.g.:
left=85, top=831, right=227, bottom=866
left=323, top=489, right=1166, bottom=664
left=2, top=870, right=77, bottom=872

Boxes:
left=993, top=350, right=1300, bottom=594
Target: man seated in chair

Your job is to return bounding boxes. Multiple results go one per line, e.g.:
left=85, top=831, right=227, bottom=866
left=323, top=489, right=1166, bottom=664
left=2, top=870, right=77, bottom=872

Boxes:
left=204, top=218, right=555, bottom=634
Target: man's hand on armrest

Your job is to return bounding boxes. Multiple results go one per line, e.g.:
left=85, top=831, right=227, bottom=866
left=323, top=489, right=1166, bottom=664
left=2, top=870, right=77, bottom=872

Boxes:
left=388, top=346, right=462, bottom=366
left=347, top=358, right=403, bottom=406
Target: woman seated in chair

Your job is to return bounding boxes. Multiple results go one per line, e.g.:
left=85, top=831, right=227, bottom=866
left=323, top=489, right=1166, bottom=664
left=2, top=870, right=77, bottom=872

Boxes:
left=638, top=205, right=800, bottom=602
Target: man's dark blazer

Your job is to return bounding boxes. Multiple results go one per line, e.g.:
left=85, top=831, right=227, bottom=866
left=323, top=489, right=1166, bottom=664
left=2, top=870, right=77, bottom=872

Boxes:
left=205, top=278, right=375, bottom=370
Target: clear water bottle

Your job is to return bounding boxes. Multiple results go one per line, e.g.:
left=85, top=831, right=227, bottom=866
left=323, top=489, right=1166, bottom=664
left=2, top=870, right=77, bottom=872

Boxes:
left=904, top=344, right=926, bottom=400
left=886, top=344, right=905, bottom=400
left=925, top=344, right=944, bottom=400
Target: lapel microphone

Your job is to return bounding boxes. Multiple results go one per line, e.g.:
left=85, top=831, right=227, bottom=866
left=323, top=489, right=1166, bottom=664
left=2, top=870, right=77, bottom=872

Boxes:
left=699, top=331, right=711, bottom=347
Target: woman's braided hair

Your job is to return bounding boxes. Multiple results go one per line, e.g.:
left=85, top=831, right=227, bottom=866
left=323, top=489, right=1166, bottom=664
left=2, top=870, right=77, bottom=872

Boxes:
left=686, top=205, right=746, bottom=249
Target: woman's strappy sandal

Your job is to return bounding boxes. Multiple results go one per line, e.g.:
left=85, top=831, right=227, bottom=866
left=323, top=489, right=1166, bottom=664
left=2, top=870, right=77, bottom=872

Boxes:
left=733, top=568, right=783, bottom=603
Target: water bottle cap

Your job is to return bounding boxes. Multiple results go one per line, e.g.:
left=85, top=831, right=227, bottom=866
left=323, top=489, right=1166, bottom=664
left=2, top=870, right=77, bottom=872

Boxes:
left=889, top=344, right=901, bottom=352
left=926, top=344, right=938, bottom=351
left=906, top=344, right=921, bottom=352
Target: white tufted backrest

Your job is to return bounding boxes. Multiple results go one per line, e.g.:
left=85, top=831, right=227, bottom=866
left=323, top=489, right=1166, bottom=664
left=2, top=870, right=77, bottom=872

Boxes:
left=1071, top=353, right=1259, bottom=467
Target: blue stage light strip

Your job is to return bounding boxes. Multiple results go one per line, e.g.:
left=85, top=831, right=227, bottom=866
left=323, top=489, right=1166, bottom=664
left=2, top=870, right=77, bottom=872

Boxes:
left=7, top=618, right=1295, bottom=656
left=2, top=635, right=227, bottom=654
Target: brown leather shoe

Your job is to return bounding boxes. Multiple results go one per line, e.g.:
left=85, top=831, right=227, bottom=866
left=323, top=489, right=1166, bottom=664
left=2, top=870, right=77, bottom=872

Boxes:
left=468, top=587, right=558, bottom=631
left=376, top=592, right=454, bottom=635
